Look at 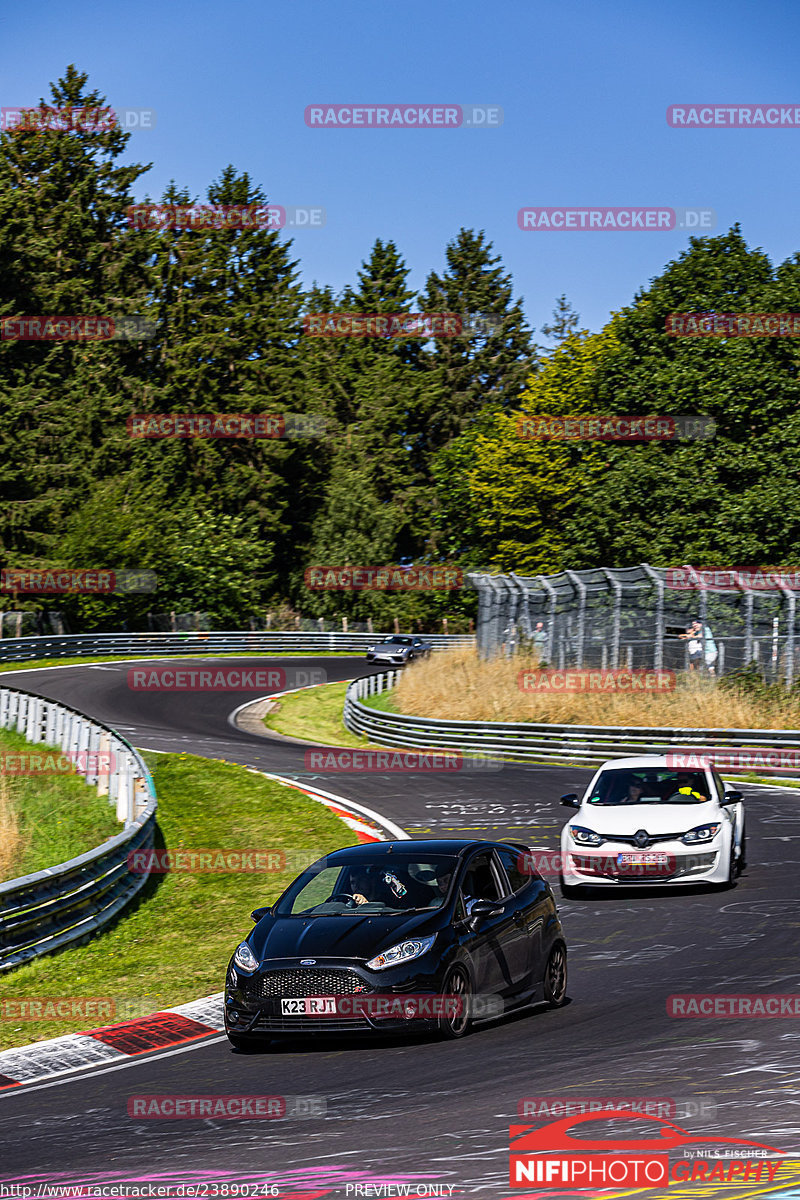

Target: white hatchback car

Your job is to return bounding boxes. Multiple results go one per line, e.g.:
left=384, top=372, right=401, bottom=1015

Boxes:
left=559, top=755, right=746, bottom=894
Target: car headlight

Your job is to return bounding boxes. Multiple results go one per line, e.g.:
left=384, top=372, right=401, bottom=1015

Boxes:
left=366, top=934, right=436, bottom=971
left=233, top=942, right=259, bottom=973
left=570, top=825, right=604, bottom=847
left=681, top=823, right=721, bottom=845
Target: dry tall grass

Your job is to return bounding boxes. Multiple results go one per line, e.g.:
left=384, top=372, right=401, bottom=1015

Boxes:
left=0, top=770, right=25, bottom=880
left=395, top=647, right=800, bottom=729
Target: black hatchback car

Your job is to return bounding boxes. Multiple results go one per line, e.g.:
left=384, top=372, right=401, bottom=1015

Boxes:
left=224, top=839, right=567, bottom=1048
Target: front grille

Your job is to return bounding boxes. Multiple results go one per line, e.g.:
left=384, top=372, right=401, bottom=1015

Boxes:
left=609, top=832, right=680, bottom=847
left=254, top=1014, right=373, bottom=1033
left=258, top=968, right=364, bottom=998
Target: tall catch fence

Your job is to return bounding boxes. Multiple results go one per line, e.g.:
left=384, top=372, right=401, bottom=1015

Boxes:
left=468, top=565, right=800, bottom=686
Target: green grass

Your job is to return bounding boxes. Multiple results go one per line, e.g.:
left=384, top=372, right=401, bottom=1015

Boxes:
left=1, top=726, right=120, bottom=882
left=264, top=679, right=380, bottom=747
left=360, top=689, right=399, bottom=713
left=0, top=751, right=357, bottom=1050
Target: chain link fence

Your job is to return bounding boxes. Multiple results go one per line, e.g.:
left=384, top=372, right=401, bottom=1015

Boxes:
left=468, top=565, right=799, bottom=686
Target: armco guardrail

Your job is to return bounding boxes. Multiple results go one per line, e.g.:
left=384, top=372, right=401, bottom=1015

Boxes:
left=344, top=672, right=800, bottom=773
left=0, top=685, right=156, bottom=972
left=0, top=631, right=473, bottom=662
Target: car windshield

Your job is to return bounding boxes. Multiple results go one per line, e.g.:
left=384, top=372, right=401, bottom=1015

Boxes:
left=586, top=768, right=710, bottom=806
left=382, top=636, right=411, bottom=645
left=276, top=855, right=459, bottom=916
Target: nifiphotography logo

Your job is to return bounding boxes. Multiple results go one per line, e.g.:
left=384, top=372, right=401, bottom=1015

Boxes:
left=508, top=1109, right=785, bottom=1188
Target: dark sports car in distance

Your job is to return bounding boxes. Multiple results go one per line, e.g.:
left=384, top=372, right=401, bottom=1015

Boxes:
left=365, top=635, right=433, bottom=664
left=224, top=839, right=567, bottom=1048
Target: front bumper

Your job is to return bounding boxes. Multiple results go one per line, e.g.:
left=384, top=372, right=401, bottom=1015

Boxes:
left=561, top=843, right=723, bottom=886
left=365, top=653, right=407, bottom=663
left=224, top=957, right=445, bottom=1037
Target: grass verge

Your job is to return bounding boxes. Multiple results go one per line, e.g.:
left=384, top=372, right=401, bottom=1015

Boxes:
left=0, top=751, right=357, bottom=1050
left=264, top=679, right=383, bottom=747
left=0, top=726, right=120, bottom=882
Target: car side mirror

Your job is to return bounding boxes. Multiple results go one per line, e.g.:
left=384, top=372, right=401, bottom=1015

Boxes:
left=722, top=791, right=743, bottom=804
left=468, top=899, right=504, bottom=929
left=251, top=906, right=271, bottom=922
left=561, top=793, right=580, bottom=808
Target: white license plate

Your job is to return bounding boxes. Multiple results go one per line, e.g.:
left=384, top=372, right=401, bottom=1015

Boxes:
left=280, top=997, right=336, bottom=1015
left=617, top=852, right=670, bottom=867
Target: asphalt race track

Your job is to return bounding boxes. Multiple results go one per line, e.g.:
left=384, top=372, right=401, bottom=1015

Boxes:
left=1, top=656, right=800, bottom=1198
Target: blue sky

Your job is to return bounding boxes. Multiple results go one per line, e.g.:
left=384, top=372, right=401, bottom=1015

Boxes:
left=2, top=0, right=798, bottom=338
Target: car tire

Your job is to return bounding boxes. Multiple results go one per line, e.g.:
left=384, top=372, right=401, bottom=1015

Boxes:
left=722, top=838, right=737, bottom=888
left=438, top=963, right=472, bottom=1040
left=543, top=943, right=568, bottom=1008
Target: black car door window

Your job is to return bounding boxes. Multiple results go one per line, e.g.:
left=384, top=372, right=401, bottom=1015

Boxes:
left=494, top=846, right=529, bottom=895
left=462, top=852, right=503, bottom=906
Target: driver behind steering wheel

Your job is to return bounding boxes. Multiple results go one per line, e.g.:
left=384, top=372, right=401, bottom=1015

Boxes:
left=345, top=865, right=383, bottom=905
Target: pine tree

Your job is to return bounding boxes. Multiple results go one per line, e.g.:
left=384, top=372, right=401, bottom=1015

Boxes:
left=0, top=65, right=152, bottom=565
left=419, top=228, right=535, bottom=450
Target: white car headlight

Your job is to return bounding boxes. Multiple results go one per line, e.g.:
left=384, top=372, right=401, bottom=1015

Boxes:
left=570, top=825, right=604, bottom=847
left=681, top=823, right=721, bottom=845
left=233, top=941, right=259, bottom=973
left=366, top=935, right=436, bottom=971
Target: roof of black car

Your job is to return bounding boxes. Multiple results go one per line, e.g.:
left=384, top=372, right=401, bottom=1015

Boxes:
left=324, top=839, right=519, bottom=860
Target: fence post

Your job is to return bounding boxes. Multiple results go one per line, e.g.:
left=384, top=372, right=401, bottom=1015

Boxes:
left=565, top=571, right=587, bottom=668
left=641, top=564, right=665, bottom=671
left=780, top=587, right=796, bottom=688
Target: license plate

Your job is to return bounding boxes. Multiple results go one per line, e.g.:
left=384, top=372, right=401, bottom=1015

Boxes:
left=280, top=997, right=336, bottom=1015
left=617, top=852, right=670, bottom=868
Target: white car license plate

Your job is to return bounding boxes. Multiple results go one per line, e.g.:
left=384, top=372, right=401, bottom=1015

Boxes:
left=280, top=997, right=336, bottom=1015
left=617, top=852, right=670, bottom=868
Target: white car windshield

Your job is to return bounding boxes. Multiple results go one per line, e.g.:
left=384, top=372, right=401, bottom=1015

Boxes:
left=587, top=768, right=710, bottom=806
